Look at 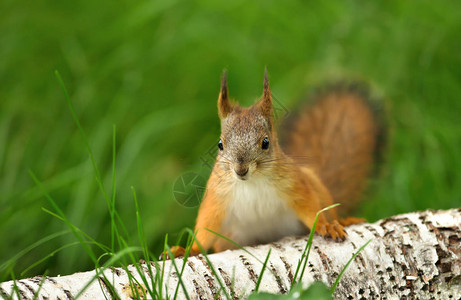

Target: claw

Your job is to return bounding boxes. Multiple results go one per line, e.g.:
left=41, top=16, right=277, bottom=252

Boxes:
left=317, top=224, right=328, bottom=237
left=315, top=220, right=347, bottom=242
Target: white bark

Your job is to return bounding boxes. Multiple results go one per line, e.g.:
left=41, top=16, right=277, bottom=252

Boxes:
left=1, top=209, right=460, bottom=299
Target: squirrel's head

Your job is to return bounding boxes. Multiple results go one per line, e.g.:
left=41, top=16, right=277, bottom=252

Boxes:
left=216, top=70, right=279, bottom=181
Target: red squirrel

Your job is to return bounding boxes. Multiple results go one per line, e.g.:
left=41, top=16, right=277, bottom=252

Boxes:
left=171, top=70, right=383, bottom=257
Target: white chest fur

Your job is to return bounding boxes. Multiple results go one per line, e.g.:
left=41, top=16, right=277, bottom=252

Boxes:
left=222, top=177, right=306, bottom=246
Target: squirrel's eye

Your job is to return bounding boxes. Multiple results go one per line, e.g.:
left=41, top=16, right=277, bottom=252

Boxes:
left=218, top=139, right=224, bottom=151
left=262, top=137, right=269, bottom=150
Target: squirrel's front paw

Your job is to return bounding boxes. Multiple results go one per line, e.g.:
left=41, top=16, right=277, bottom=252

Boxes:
left=159, top=246, right=186, bottom=260
left=316, top=220, right=346, bottom=241
left=160, top=246, right=202, bottom=260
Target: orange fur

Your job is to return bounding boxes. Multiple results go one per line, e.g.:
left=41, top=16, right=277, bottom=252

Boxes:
left=190, top=172, right=227, bottom=254
left=281, top=86, right=382, bottom=215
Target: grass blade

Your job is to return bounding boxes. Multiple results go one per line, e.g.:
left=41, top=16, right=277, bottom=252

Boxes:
left=73, top=246, right=143, bottom=299
left=254, top=248, right=271, bottom=293
left=0, top=230, right=69, bottom=273
left=31, top=270, right=48, bottom=300
left=190, top=239, right=231, bottom=299
left=204, top=228, right=266, bottom=265
left=21, top=242, right=81, bottom=276
left=41, top=208, right=111, bottom=253
left=164, top=245, right=191, bottom=300
left=29, top=170, right=97, bottom=262
left=55, top=70, right=123, bottom=253
left=291, top=203, right=340, bottom=289
left=330, top=239, right=372, bottom=293
left=54, top=70, right=102, bottom=189
left=111, top=124, right=117, bottom=252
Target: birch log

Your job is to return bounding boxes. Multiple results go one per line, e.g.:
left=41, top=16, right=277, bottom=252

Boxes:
left=1, top=209, right=460, bottom=299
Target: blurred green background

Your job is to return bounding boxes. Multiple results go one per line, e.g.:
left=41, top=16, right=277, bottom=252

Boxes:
left=1, top=0, right=460, bottom=280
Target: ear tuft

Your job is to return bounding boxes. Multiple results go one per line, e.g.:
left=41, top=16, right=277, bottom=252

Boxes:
left=263, top=67, right=270, bottom=100
left=259, top=67, right=273, bottom=118
left=218, top=70, right=232, bottom=119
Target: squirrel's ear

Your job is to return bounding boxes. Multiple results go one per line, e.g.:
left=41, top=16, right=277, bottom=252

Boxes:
left=259, top=68, right=273, bottom=118
left=218, top=70, right=232, bottom=119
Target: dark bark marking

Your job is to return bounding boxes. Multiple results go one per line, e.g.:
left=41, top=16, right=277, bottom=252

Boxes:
left=364, top=225, right=381, bottom=239
left=380, top=217, right=413, bottom=240
left=271, top=242, right=285, bottom=251
left=355, top=252, right=367, bottom=269
left=19, top=280, right=36, bottom=296
left=269, top=263, right=287, bottom=294
left=63, top=289, right=73, bottom=300
left=203, top=273, right=222, bottom=300
left=47, top=277, right=58, bottom=284
left=239, top=255, right=258, bottom=285
left=314, top=246, right=332, bottom=271
left=350, top=241, right=357, bottom=250
left=312, top=269, right=321, bottom=281
left=127, top=267, right=136, bottom=277
left=98, top=276, right=119, bottom=300
left=401, top=244, right=418, bottom=279
left=448, top=234, right=461, bottom=245
left=135, top=260, right=151, bottom=279
left=381, top=218, right=420, bottom=296
left=379, top=216, right=400, bottom=227
left=30, top=276, right=42, bottom=284
left=16, top=286, right=27, bottom=299
left=279, top=256, right=294, bottom=283
left=352, top=229, right=365, bottom=239
left=187, top=260, right=196, bottom=272
left=196, top=255, right=212, bottom=273
left=433, top=224, right=461, bottom=286
left=141, top=264, right=151, bottom=278
left=0, top=287, right=9, bottom=299
left=383, top=229, right=396, bottom=238
left=196, top=255, right=222, bottom=299
left=110, top=266, right=122, bottom=276
left=438, top=226, right=458, bottom=231
left=440, top=262, right=452, bottom=273
left=192, top=279, right=206, bottom=300
left=423, top=212, right=460, bottom=296
left=376, top=217, right=422, bottom=297
left=290, top=241, right=304, bottom=253
left=218, top=268, right=237, bottom=300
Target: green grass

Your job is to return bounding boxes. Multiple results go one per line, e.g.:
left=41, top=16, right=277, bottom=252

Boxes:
left=0, top=0, right=460, bottom=287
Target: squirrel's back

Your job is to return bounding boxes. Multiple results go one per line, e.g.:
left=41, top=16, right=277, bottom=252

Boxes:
left=281, top=83, right=386, bottom=215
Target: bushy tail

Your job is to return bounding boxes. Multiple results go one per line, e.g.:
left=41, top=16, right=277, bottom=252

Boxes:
left=281, top=82, right=386, bottom=215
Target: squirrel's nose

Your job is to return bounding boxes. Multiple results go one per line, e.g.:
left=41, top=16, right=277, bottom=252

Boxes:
left=234, top=164, right=249, bottom=178
left=235, top=168, right=248, bottom=177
